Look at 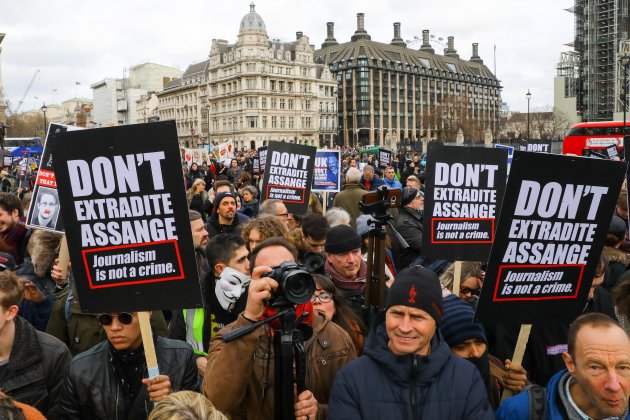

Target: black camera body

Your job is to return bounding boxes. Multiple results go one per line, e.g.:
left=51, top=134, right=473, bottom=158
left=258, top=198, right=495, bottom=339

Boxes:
left=267, top=262, right=316, bottom=305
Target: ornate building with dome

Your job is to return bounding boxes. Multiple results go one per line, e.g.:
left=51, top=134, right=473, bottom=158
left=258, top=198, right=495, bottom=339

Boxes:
left=157, top=3, right=337, bottom=150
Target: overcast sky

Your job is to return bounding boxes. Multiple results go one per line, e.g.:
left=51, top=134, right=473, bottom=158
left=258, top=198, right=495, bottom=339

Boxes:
left=1, top=0, right=573, bottom=114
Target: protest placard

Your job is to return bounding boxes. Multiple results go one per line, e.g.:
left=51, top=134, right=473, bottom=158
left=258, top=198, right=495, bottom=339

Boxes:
left=258, top=146, right=267, bottom=173
left=26, top=123, right=83, bottom=233
left=378, top=148, right=392, bottom=169
left=261, top=141, right=316, bottom=215
left=475, top=151, right=626, bottom=324
left=518, top=140, right=552, bottom=153
left=494, top=144, right=514, bottom=175
left=181, top=148, right=208, bottom=166
left=252, top=155, right=260, bottom=175
left=606, top=144, right=619, bottom=160
left=50, top=121, right=202, bottom=313
left=422, top=144, right=507, bottom=261
left=312, top=150, right=340, bottom=192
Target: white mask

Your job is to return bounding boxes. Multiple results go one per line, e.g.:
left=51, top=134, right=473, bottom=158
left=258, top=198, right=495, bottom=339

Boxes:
left=215, top=267, right=251, bottom=311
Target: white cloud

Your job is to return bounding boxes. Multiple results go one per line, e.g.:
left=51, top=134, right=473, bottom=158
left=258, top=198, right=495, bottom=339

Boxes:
left=1, top=0, right=573, bottom=114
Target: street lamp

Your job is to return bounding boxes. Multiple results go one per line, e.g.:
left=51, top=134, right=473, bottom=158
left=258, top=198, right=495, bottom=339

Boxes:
left=232, top=116, right=237, bottom=155
left=526, top=90, right=532, bottom=139
left=622, top=55, right=630, bottom=137
left=41, top=103, right=48, bottom=136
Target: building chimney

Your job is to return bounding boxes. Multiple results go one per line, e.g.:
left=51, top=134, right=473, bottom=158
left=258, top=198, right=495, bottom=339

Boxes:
left=351, top=12, right=371, bottom=41
left=419, top=29, right=435, bottom=53
left=445, top=36, right=459, bottom=58
left=321, top=22, right=339, bottom=48
left=391, top=22, right=407, bottom=48
left=296, top=31, right=303, bottom=40
left=470, top=43, right=483, bottom=64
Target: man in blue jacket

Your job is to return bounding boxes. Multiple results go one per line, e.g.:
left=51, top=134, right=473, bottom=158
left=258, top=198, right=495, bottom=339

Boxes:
left=327, top=266, right=494, bottom=419
left=496, top=312, right=630, bottom=419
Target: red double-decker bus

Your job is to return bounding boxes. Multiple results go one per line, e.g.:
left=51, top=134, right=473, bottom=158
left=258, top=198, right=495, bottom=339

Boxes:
left=562, top=121, right=629, bottom=157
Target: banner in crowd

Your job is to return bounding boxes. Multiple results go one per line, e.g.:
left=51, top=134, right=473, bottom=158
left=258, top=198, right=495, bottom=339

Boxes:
left=494, top=144, right=514, bottom=175
left=422, top=144, right=507, bottom=261
left=26, top=123, right=83, bottom=233
left=258, top=146, right=267, bottom=174
left=476, top=151, right=626, bottom=324
left=181, top=148, right=208, bottom=167
left=252, top=155, right=260, bottom=175
left=519, top=140, right=552, bottom=153
left=213, top=141, right=234, bottom=162
left=312, top=149, right=340, bottom=192
left=261, top=141, right=316, bottom=215
left=378, top=148, right=392, bottom=169
left=50, top=121, right=202, bottom=313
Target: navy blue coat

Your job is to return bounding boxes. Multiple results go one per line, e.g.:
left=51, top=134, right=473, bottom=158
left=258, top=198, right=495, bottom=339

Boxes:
left=327, top=312, right=494, bottom=419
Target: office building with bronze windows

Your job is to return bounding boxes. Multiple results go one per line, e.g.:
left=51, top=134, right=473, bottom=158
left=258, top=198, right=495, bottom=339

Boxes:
left=315, top=14, right=502, bottom=147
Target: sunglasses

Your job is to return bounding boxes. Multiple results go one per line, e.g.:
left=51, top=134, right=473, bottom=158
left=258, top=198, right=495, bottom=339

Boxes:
left=311, top=291, right=333, bottom=303
left=459, top=287, right=481, bottom=297
left=97, top=312, right=134, bottom=326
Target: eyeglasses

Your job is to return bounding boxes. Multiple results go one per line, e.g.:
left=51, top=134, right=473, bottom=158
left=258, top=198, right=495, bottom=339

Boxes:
left=459, top=287, right=481, bottom=297
left=311, top=291, right=333, bottom=303
left=97, top=312, right=134, bottom=326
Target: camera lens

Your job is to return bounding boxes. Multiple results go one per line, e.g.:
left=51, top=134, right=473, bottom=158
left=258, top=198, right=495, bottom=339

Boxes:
left=282, top=270, right=316, bottom=304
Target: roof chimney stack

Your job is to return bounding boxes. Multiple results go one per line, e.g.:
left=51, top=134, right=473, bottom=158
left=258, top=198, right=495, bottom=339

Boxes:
left=470, top=43, right=483, bottom=64
left=391, top=22, right=407, bottom=48
left=444, top=36, right=459, bottom=58
left=419, top=29, right=435, bottom=53
left=296, top=31, right=303, bottom=40
left=321, top=22, right=339, bottom=48
left=351, top=12, right=371, bottom=41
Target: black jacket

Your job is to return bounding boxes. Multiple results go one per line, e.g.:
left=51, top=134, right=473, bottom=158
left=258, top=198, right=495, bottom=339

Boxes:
left=328, top=312, right=494, bottom=419
left=396, top=207, right=424, bottom=268
left=60, top=336, right=200, bottom=420
left=1, top=316, right=71, bottom=420
left=205, top=212, right=246, bottom=239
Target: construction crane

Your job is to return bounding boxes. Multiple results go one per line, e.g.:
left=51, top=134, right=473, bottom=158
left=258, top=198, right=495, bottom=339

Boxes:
left=8, top=69, right=39, bottom=115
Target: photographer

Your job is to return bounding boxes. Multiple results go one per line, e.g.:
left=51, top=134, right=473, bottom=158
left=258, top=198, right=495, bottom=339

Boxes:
left=203, top=237, right=356, bottom=419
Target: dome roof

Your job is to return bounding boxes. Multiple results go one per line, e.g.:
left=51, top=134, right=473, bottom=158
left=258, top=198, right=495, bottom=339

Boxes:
left=240, top=3, right=266, bottom=33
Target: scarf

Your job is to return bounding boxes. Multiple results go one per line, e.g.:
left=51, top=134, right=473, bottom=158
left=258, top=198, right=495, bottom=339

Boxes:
left=466, top=351, right=492, bottom=403
left=108, top=342, right=148, bottom=415
left=325, top=259, right=367, bottom=291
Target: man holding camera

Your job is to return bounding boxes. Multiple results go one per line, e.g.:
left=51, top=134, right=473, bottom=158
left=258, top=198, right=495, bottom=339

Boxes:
left=203, top=237, right=356, bottom=419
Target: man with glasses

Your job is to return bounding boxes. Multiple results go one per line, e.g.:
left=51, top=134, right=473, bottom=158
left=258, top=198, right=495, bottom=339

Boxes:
left=61, top=309, right=200, bottom=419
left=258, top=199, right=290, bottom=229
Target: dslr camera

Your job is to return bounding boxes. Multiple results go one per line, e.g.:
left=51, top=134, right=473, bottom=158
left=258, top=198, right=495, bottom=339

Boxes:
left=266, top=262, right=316, bottom=305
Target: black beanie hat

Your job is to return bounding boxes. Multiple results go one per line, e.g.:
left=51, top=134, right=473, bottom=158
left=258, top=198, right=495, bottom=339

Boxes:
left=386, top=266, right=443, bottom=324
left=325, top=225, right=362, bottom=254
left=400, top=187, right=418, bottom=207
left=213, top=192, right=236, bottom=213
left=440, top=294, right=487, bottom=348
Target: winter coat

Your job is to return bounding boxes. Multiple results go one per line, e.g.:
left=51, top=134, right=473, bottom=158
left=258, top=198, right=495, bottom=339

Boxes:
left=332, top=182, right=368, bottom=229
left=45, top=284, right=168, bottom=356
left=1, top=316, right=71, bottom=420
left=60, top=337, right=200, bottom=420
left=603, top=246, right=630, bottom=292
left=17, top=257, right=55, bottom=331
left=227, top=166, right=245, bottom=184
left=205, top=212, right=247, bottom=239
left=384, top=177, right=403, bottom=189
left=396, top=206, right=424, bottom=268
left=203, top=311, right=356, bottom=419
left=327, top=312, right=494, bottom=419
left=242, top=198, right=259, bottom=217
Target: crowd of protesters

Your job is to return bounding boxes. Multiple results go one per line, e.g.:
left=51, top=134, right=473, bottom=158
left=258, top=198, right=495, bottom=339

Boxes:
left=0, top=145, right=627, bottom=419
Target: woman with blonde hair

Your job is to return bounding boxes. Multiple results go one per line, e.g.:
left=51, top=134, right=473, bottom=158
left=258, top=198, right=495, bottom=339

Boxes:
left=148, top=391, right=227, bottom=420
left=186, top=178, right=211, bottom=220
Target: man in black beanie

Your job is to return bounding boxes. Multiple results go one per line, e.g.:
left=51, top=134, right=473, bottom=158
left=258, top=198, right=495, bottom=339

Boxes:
left=328, top=266, right=494, bottom=419
left=324, top=225, right=366, bottom=313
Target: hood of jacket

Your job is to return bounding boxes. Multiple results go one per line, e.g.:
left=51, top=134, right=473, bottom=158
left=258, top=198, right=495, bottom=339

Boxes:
left=604, top=246, right=630, bottom=267
left=342, top=182, right=368, bottom=191
left=362, top=311, right=451, bottom=386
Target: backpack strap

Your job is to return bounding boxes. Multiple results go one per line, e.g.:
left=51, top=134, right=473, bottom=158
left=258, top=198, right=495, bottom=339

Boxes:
left=527, top=384, right=547, bottom=420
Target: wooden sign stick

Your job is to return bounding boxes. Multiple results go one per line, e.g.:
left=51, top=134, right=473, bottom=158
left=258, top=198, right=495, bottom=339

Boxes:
left=138, top=311, right=160, bottom=379
left=452, top=260, right=462, bottom=296
left=322, top=192, right=327, bottom=215
left=58, top=235, right=70, bottom=280
left=501, top=323, right=532, bottom=401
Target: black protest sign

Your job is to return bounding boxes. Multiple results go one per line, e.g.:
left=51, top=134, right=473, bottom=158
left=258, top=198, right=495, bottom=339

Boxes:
left=258, top=146, right=267, bottom=173
left=423, top=144, right=507, bottom=261
left=50, top=121, right=202, bottom=313
left=252, top=156, right=260, bottom=175
left=476, top=151, right=625, bottom=324
left=26, top=123, right=82, bottom=233
left=261, top=141, right=316, bottom=215
left=378, top=149, right=392, bottom=169
left=519, top=139, right=552, bottom=153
